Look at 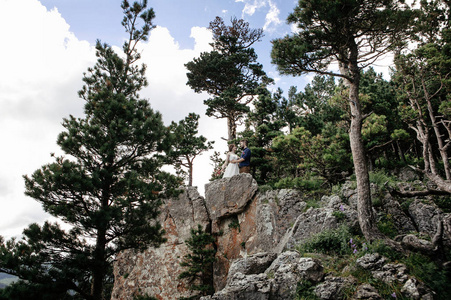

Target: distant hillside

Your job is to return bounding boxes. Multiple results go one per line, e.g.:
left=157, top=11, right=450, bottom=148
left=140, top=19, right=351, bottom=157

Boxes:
left=0, top=273, right=17, bottom=289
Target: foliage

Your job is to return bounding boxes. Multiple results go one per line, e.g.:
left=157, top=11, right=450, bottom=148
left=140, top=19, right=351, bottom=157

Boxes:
left=271, top=0, right=415, bottom=242
left=209, top=151, right=224, bottom=181
left=295, top=280, right=320, bottom=300
left=0, top=2, right=182, bottom=299
left=273, top=176, right=323, bottom=191
left=228, top=218, right=240, bottom=231
left=286, top=75, right=344, bottom=135
left=365, top=240, right=404, bottom=261
left=238, top=86, right=286, bottom=184
left=404, top=252, right=451, bottom=299
left=393, top=0, right=451, bottom=182
left=296, top=225, right=355, bottom=256
left=186, top=16, right=270, bottom=141
left=167, top=113, right=214, bottom=186
left=376, top=214, right=398, bottom=238
left=133, top=295, right=157, bottom=300
left=179, top=225, right=216, bottom=298
left=271, top=125, right=352, bottom=185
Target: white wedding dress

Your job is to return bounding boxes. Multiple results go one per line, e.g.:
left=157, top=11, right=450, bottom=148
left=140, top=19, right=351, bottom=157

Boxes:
left=223, top=153, right=239, bottom=178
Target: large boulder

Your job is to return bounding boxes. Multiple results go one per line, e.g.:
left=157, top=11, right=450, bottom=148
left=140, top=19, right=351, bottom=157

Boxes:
left=202, top=251, right=324, bottom=300
left=276, top=195, right=359, bottom=252
left=111, top=187, right=209, bottom=300
left=314, top=276, right=357, bottom=300
left=204, top=173, right=258, bottom=231
left=408, top=200, right=442, bottom=236
left=207, top=176, right=308, bottom=290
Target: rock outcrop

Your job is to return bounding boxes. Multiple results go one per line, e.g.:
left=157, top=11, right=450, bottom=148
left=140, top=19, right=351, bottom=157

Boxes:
left=111, top=186, right=209, bottom=300
left=111, top=175, right=450, bottom=300
left=200, top=251, right=324, bottom=300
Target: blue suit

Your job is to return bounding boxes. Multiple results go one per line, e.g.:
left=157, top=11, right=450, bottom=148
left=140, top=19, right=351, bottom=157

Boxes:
left=239, top=147, right=251, bottom=168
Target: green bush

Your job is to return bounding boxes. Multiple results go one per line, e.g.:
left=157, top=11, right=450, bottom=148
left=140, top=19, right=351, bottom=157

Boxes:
left=377, top=214, right=398, bottom=238
left=365, top=240, right=403, bottom=261
left=295, top=280, right=320, bottom=300
left=296, top=225, right=354, bottom=256
left=369, top=169, right=396, bottom=190
left=332, top=210, right=346, bottom=221
left=404, top=253, right=451, bottom=300
left=179, top=225, right=216, bottom=298
left=274, top=176, right=323, bottom=191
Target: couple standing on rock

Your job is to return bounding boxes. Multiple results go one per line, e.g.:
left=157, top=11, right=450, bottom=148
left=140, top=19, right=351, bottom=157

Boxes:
left=222, top=139, right=251, bottom=178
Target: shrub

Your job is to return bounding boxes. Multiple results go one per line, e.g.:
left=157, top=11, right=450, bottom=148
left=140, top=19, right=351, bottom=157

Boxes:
left=377, top=214, right=398, bottom=238
left=295, top=280, right=320, bottom=300
left=296, top=225, right=354, bottom=256
left=404, top=253, right=451, bottom=300
left=274, top=176, right=323, bottom=191
left=365, top=240, right=403, bottom=261
left=179, top=225, right=216, bottom=298
left=369, top=169, right=397, bottom=190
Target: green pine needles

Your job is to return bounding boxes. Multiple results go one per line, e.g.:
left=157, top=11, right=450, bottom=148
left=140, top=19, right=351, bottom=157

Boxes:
left=179, top=225, right=216, bottom=299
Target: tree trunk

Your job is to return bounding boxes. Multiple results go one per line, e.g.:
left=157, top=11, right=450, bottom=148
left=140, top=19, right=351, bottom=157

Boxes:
left=395, top=141, right=406, bottom=163
left=91, top=227, right=107, bottom=300
left=227, top=117, right=236, bottom=142
left=426, top=95, right=451, bottom=179
left=348, top=79, right=383, bottom=241
left=188, top=160, right=193, bottom=186
left=340, top=48, right=383, bottom=241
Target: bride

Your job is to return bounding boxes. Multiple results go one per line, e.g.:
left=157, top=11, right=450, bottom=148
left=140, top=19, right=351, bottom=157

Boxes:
left=222, top=144, right=239, bottom=178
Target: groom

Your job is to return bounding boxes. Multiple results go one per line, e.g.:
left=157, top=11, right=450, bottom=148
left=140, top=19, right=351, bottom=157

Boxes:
left=233, top=139, right=251, bottom=174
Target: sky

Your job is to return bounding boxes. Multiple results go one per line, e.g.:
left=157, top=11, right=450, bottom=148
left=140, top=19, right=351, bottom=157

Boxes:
left=0, top=0, right=394, bottom=240
left=0, top=0, right=306, bottom=239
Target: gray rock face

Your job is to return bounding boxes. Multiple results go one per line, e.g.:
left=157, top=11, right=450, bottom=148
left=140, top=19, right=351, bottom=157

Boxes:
left=355, top=253, right=432, bottom=299
left=443, top=214, right=451, bottom=248
left=409, top=200, right=442, bottom=235
left=356, top=253, right=387, bottom=270
left=354, top=283, right=382, bottom=300
left=266, top=251, right=324, bottom=299
left=383, top=199, right=416, bottom=234
left=111, top=178, right=448, bottom=300
left=314, top=276, right=357, bottom=300
left=208, top=177, right=309, bottom=290
left=205, top=173, right=258, bottom=231
left=111, top=187, right=208, bottom=300
left=200, top=273, right=271, bottom=300
left=277, top=205, right=352, bottom=252
left=227, top=252, right=278, bottom=282
left=203, top=251, right=324, bottom=300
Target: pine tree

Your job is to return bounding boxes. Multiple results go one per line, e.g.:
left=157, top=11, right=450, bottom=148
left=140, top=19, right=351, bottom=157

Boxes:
left=0, top=1, right=180, bottom=299
left=271, top=0, right=414, bottom=242
left=167, top=113, right=214, bottom=186
left=186, top=17, right=271, bottom=141
left=179, top=225, right=216, bottom=299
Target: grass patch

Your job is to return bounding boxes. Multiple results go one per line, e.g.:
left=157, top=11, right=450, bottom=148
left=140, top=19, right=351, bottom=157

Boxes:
left=295, top=280, right=320, bottom=300
left=404, top=253, right=451, bottom=300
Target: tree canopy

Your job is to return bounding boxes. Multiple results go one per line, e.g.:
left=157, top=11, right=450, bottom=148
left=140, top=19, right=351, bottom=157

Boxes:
left=186, top=16, right=271, bottom=141
left=271, top=0, right=415, bottom=242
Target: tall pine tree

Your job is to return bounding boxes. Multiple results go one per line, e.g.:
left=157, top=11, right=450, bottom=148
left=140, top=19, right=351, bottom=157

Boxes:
left=271, top=0, right=414, bottom=243
left=186, top=17, right=271, bottom=141
left=0, top=1, right=179, bottom=299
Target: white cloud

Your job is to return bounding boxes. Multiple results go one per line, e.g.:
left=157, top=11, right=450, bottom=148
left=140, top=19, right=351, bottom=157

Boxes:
left=139, top=26, right=228, bottom=193
left=139, top=26, right=213, bottom=123
left=0, top=0, right=226, bottom=239
left=263, top=1, right=282, bottom=32
left=237, top=0, right=267, bottom=17
left=0, top=0, right=95, bottom=239
left=236, top=0, right=282, bottom=33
